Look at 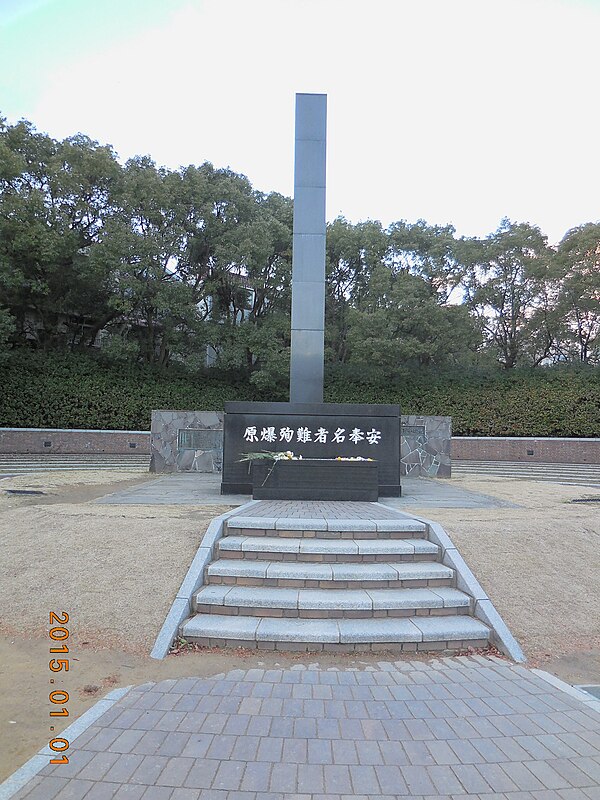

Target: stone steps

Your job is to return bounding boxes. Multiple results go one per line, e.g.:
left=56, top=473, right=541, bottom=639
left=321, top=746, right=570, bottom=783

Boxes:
left=180, top=509, right=491, bottom=653
left=194, top=585, right=472, bottom=618
left=0, top=454, right=149, bottom=473
left=454, top=460, right=600, bottom=486
left=217, top=535, right=439, bottom=562
left=206, top=559, right=455, bottom=589
left=180, top=613, right=490, bottom=652
left=224, top=517, right=427, bottom=540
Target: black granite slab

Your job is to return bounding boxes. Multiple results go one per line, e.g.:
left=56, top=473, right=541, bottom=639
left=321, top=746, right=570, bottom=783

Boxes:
left=251, top=459, right=379, bottom=501
left=221, top=401, right=401, bottom=496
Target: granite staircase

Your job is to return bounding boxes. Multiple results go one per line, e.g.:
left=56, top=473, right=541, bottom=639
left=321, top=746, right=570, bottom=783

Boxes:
left=180, top=512, right=491, bottom=652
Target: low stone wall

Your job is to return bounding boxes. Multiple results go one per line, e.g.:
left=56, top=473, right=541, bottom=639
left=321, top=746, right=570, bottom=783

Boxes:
left=8, top=425, right=596, bottom=468
left=0, top=427, right=150, bottom=454
left=150, top=411, right=452, bottom=478
left=453, top=436, right=600, bottom=464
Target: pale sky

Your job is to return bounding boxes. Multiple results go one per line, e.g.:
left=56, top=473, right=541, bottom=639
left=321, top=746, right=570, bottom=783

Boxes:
left=1, top=0, right=599, bottom=244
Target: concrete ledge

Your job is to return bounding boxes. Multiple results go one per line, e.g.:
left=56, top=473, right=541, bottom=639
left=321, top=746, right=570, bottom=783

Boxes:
left=326, top=519, right=377, bottom=532
left=275, top=517, right=328, bottom=531
left=0, top=686, right=133, bottom=800
left=150, top=500, right=261, bottom=659
left=227, top=515, right=427, bottom=534
left=532, top=669, right=600, bottom=716
left=374, top=519, right=427, bottom=532
left=228, top=516, right=278, bottom=529
left=409, top=512, right=526, bottom=663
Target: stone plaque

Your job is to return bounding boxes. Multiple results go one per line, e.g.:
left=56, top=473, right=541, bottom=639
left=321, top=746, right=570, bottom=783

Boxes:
left=178, top=429, right=204, bottom=449
left=221, top=401, right=401, bottom=496
left=402, top=425, right=426, bottom=437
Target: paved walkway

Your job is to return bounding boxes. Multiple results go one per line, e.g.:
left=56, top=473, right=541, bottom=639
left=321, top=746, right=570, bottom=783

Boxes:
left=4, top=453, right=599, bottom=489
left=6, top=656, right=600, bottom=799
left=96, top=474, right=517, bottom=510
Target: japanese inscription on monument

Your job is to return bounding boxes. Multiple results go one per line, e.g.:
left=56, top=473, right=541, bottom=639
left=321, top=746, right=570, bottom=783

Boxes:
left=243, top=425, right=382, bottom=445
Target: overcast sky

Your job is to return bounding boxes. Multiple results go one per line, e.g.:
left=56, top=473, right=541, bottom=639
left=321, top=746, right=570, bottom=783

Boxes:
left=1, top=0, right=599, bottom=244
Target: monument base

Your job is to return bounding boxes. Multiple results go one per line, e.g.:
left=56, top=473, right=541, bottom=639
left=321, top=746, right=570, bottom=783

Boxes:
left=250, top=459, right=378, bottom=501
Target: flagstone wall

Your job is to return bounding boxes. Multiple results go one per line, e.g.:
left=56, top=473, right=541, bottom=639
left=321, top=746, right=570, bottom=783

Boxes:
left=400, top=415, right=452, bottom=478
left=150, top=410, right=224, bottom=474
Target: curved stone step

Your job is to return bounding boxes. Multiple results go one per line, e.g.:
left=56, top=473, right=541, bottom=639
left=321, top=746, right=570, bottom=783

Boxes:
left=206, top=559, right=454, bottom=589
left=180, top=612, right=490, bottom=652
left=225, top=517, right=428, bottom=539
left=195, top=585, right=471, bottom=618
left=217, top=535, right=439, bottom=562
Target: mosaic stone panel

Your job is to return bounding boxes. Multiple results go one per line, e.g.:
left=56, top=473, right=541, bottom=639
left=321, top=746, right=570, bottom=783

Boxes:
left=150, top=410, right=224, bottom=473
left=401, top=414, right=451, bottom=477
left=151, top=410, right=451, bottom=477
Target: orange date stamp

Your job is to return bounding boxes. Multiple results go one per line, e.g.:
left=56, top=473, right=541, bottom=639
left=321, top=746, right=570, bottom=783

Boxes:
left=48, top=611, right=70, bottom=764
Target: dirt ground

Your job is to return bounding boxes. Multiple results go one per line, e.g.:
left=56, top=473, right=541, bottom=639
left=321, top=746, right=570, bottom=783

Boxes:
left=0, top=470, right=234, bottom=779
left=1, top=469, right=599, bottom=781
left=405, top=476, right=600, bottom=669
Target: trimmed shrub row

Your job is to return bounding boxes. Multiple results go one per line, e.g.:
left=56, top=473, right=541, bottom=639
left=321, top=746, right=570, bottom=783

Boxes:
left=0, top=350, right=598, bottom=437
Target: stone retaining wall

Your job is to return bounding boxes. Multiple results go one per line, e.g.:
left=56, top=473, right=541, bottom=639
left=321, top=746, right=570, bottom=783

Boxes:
left=150, top=410, right=223, bottom=473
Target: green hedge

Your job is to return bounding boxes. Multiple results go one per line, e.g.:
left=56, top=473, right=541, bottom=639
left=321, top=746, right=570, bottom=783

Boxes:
left=0, top=350, right=598, bottom=436
left=0, top=351, right=273, bottom=431
left=325, top=369, right=600, bottom=437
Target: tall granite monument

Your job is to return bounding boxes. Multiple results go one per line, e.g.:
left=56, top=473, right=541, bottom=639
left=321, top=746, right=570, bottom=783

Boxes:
left=220, top=93, right=401, bottom=497
left=289, top=93, right=327, bottom=403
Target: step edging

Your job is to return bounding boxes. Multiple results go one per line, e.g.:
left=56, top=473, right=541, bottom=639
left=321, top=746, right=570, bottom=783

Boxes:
left=226, top=516, right=427, bottom=534
left=206, top=560, right=454, bottom=582
left=411, top=513, right=527, bottom=663
left=217, top=536, right=439, bottom=559
left=149, top=500, right=263, bottom=659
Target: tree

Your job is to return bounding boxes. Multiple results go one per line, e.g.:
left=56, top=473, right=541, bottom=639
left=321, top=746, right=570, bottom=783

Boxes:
left=0, top=118, right=121, bottom=348
left=387, top=219, right=466, bottom=302
left=554, top=223, right=600, bottom=363
left=344, top=266, right=481, bottom=378
left=325, top=218, right=388, bottom=365
left=87, top=156, right=198, bottom=366
left=0, top=306, right=15, bottom=356
left=463, top=219, right=553, bottom=368
left=175, top=167, right=293, bottom=376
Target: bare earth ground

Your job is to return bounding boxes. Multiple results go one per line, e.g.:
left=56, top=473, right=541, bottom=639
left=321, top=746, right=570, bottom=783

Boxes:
left=404, top=476, right=600, bottom=669
left=1, top=469, right=599, bottom=781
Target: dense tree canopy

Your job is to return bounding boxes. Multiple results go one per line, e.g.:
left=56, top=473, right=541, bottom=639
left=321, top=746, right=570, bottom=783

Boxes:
left=1, top=116, right=599, bottom=388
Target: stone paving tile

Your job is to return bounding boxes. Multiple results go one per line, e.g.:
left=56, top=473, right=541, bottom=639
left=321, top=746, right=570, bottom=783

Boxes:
left=349, top=764, right=381, bottom=793
left=182, top=758, right=219, bottom=789
left=85, top=784, right=121, bottom=799
left=241, top=761, right=273, bottom=792
left=106, top=753, right=146, bottom=783
left=7, top=656, right=600, bottom=800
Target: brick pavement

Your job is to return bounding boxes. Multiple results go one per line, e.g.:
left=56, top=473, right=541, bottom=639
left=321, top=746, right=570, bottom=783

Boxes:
left=231, top=501, right=405, bottom=520
left=7, top=656, right=600, bottom=799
